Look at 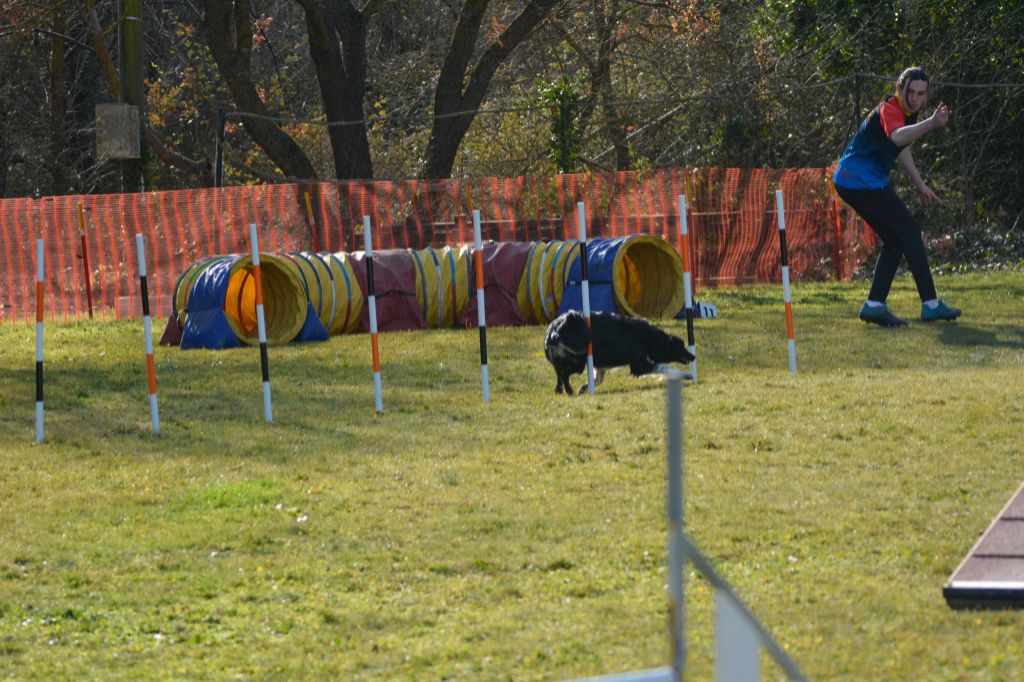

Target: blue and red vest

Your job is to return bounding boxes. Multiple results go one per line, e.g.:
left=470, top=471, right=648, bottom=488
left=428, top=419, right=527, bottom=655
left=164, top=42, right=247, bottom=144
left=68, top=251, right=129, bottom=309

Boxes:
left=834, top=95, right=918, bottom=190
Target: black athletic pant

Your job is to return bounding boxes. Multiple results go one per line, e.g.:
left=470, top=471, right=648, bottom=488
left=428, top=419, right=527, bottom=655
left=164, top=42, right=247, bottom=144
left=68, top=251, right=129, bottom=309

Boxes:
left=835, top=184, right=937, bottom=303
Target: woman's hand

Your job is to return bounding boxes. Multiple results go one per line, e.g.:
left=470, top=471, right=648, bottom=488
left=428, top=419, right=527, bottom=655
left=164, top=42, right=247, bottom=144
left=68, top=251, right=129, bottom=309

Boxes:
left=916, top=183, right=941, bottom=203
left=929, top=103, right=950, bottom=129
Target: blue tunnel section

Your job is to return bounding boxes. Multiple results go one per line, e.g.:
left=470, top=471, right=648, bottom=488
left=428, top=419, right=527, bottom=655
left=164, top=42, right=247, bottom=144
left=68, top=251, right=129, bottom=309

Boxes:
left=558, top=235, right=684, bottom=319
left=180, top=257, right=243, bottom=350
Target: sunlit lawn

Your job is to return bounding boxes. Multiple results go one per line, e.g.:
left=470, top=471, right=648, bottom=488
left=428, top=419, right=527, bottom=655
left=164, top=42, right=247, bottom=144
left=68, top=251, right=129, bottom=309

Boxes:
left=1, top=270, right=1023, bottom=680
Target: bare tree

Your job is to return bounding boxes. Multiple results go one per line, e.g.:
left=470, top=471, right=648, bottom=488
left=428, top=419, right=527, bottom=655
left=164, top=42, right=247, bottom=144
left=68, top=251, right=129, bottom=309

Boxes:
left=423, top=0, right=562, bottom=179
left=201, top=0, right=316, bottom=179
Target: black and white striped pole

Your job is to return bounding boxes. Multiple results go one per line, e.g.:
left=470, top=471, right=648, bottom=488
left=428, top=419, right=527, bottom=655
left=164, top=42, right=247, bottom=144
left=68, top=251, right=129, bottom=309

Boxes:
left=248, top=223, right=273, bottom=421
left=472, top=209, right=490, bottom=403
left=576, top=201, right=596, bottom=395
left=135, top=234, right=160, bottom=434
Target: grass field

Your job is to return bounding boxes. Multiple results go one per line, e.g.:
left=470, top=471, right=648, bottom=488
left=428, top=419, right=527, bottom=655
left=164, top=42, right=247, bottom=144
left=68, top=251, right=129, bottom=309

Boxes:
left=1, top=270, right=1023, bottom=680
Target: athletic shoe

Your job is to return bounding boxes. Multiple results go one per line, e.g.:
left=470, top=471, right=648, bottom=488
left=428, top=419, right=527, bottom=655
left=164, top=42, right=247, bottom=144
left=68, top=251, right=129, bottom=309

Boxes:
left=921, top=300, right=961, bottom=322
left=859, top=303, right=907, bottom=327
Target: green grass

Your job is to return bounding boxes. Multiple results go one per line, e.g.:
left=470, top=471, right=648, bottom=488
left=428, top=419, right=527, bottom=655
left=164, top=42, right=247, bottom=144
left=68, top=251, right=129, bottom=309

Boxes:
left=1, top=271, right=1023, bottom=680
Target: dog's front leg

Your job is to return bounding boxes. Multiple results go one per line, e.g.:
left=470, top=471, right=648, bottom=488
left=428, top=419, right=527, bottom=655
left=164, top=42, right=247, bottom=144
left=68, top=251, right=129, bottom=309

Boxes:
left=576, top=369, right=602, bottom=394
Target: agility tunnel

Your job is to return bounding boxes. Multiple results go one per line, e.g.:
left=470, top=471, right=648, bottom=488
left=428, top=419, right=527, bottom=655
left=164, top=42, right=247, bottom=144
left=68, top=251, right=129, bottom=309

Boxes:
left=346, top=249, right=423, bottom=333
left=516, top=240, right=581, bottom=324
left=409, top=246, right=473, bottom=329
left=289, top=252, right=363, bottom=336
left=458, top=241, right=534, bottom=328
left=168, top=235, right=686, bottom=349
left=558, top=235, right=685, bottom=319
left=172, top=252, right=362, bottom=349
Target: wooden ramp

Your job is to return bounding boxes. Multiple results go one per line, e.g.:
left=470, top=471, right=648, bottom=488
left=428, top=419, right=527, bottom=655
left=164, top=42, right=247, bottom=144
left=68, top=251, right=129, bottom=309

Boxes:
left=944, top=482, right=1024, bottom=609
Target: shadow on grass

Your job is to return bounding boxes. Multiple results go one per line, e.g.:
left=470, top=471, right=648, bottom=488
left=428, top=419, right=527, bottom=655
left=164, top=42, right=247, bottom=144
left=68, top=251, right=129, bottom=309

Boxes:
left=935, top=323, right=1024, bottom=349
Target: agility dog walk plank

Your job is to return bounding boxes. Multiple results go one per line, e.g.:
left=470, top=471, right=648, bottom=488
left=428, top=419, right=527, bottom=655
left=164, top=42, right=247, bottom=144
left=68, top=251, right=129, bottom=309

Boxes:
left=944, top=482, right=1024, bottom=609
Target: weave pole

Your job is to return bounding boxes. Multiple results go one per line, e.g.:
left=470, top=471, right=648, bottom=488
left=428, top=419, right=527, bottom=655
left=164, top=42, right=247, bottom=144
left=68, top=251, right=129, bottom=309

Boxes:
left=576, top=202, right=596, bottom=395
left=363, top=215, right=384, bottom=413
left=135, top=234, right=160, bottom=434
left=472, top=209, right=490, bottom=403
left=676, top=194, right=698, bottom=382
left=34, top=239, right=44, bottom=444
left=76, top=203, right=94, bottom=319
left=775, top=190, right=798, bottom=374
left=248, top=224, right=273, bottom=422
left=666, top=369, right=688, bottom=682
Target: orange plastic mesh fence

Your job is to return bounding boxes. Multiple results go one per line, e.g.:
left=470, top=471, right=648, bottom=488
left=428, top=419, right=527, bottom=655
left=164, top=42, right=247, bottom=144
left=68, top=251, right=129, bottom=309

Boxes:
left=0, top=168, right=871, bottom=323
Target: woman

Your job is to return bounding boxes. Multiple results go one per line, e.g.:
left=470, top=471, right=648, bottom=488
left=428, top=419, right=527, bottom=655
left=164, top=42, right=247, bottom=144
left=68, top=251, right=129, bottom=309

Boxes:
left=834, top=66, right=960, bottom=326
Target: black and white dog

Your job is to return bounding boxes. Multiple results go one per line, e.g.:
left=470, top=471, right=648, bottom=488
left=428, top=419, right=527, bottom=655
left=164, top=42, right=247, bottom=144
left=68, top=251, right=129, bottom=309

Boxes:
left=543, top=310, right=695, bottom=395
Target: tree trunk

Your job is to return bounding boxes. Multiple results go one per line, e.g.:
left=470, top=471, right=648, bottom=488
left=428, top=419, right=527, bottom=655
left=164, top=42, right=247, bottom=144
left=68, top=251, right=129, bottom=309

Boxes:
left=297, top=0, right=374, bottom=180
left=593, top=0, right=630, bottom=170
left=202, top=0, right=316, bottom=180
left=82, top=0, right=213, bottom=186
left=48, top=3, right=68, bottom=194
left=0, top=92, right=8, bottom=197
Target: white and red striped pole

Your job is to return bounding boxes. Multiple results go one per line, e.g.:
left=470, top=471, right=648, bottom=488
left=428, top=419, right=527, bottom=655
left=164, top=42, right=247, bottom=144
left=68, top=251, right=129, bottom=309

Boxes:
left=248, top=224, right=273, bottom=421
left=776, top=190, right=797, bottom=374
left=135, top=234, right=160, bottom=434
left=576, top=201, right=596, bottom=395
left=472, top=209, right=490, bottom=403
left=363, top=215, right=384, bottom=413
left=35, top=238, right=44, bottom=444
left=677, top=194, right=698, bottom=382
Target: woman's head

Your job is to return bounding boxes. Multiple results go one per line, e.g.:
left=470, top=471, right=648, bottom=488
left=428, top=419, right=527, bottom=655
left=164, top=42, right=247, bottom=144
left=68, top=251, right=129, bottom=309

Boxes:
left=896, top=67, right=930, bottom=114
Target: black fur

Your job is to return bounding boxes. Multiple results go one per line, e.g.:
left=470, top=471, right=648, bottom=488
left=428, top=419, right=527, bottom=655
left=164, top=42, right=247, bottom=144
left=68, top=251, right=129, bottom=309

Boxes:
left=543, top=310, right=695, bottom=395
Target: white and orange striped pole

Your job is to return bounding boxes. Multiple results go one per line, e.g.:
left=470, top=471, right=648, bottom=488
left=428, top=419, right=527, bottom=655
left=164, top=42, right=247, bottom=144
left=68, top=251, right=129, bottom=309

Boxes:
left=677, top=194, right=698, bottom=382
left=776, top=189, right=797, bottom=374
left=363, top=215, right=384, bottom=413
left=576, top=201, right=596, bottom=395
left=472, top=209, right=490, bottom=403
left=135, top=234, right=160, bottom=434
left=35, top=238, right=44, bottom=444
left=248, top=223, right=273, bottom=421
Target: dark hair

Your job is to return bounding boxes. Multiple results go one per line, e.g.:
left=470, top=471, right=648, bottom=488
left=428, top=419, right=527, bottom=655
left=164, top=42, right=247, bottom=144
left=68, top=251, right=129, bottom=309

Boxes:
left=896, top=67, right=930, bottom=93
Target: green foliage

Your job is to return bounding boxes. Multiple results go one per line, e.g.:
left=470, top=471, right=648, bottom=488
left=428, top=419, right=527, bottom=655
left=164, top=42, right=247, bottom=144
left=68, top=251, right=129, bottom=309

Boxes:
left=1, top=273, right=1024, bottom=679
left=540, top=78, right=582, bottom=173
left=754, top=0, right=906, bottom=75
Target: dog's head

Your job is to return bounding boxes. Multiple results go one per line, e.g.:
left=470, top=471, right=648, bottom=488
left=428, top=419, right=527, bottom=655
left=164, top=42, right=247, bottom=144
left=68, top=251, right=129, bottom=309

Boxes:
left=659, top=332, right=695, bottom=364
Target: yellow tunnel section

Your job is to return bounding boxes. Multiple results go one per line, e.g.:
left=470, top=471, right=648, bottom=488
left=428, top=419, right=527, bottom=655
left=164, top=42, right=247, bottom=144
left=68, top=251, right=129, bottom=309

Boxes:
left=223, top=254, right=308, bottom=345
left=516, top=240, right=581, bottom=324
left=410, top=246, right=472, bottom=328
left=612, top=235, right=685, bottom=319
